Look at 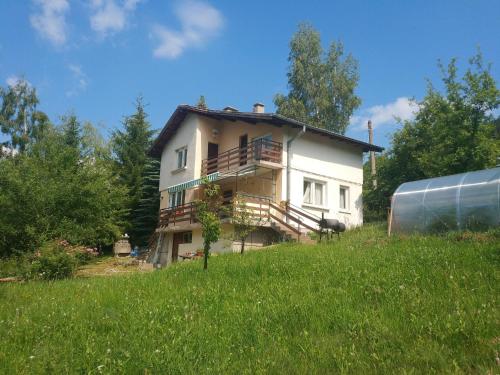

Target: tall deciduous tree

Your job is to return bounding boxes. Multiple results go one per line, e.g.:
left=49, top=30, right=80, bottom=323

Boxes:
left=112, top=97, right=155, bottom=245
left=363, top=51, right=499, bottom=221
left=0, top=79, right=50, bottom=151
left=274, top=23, right=361, bottom=134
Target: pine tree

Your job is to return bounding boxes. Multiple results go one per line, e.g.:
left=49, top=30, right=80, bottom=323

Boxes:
left=196, top=95, right=208, bottom=109
left=132, top=158, right=160, bottom=246
left=112, top=96, right=156, bottom=245
left=60, top=113, right=81, bottom=150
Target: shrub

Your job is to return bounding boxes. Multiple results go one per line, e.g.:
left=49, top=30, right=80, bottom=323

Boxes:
left=23, top=242, right=77, bottom=281
left=73, top=247, right=98, bottom=266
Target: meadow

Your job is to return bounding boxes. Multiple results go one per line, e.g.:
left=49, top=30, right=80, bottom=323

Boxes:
left=0, top=225, right=498, bottom=374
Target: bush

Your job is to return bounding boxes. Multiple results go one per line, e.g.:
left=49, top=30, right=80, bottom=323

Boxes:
left=73, top=247, right=98, bottom=266
left=23, top=243, right=77, bottom=281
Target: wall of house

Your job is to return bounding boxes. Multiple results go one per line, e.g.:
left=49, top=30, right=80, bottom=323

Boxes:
left=286, top=130, right=364, bottom=228
left=158, top=113, right=366, bottom=228
left=174, top=224, right=273, bottom=258
left=159, top=113, right=199, bottom=192
left=198, top=118, right=285, bottom=160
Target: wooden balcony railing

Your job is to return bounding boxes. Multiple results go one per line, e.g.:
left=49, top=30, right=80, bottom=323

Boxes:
left=157, top=193, right=321, bottom=237
left=159, top=202, right=198, bottom=227
left=201, top=139, right=282, bottom=175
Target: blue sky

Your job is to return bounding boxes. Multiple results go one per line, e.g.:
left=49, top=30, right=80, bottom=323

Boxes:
left=1, top=0, right=499, bottom=148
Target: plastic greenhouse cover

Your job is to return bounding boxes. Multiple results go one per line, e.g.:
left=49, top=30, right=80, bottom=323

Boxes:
left=391, top=167, right=500, bottom=234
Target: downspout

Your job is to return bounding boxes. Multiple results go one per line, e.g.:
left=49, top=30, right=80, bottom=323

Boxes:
left=286, top=125, right=306, bottom=202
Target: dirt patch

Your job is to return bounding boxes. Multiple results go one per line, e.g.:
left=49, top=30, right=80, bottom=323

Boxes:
left=76, top=256, right=152, bottom=278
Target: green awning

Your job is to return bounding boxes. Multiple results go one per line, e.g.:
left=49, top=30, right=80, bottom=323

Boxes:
left=166, top=172, right=220, bottom=193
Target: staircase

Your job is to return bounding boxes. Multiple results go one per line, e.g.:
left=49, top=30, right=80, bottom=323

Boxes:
left=234, top=194, right=321, bottom=244
left=270, top=221, right=316, bottom=244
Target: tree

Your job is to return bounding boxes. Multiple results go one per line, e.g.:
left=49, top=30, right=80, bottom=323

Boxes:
left=0, top=123, right=127, bottom=257
left=274, top=23, right=361, bottom=134
left=60, top=113, right=81, bottom=150
left=231, top=195, right=257, bottom=254
left=363, top=51, right=499, bottom=221
left=0, top=79, right=49, bottom=151
left=195, top=179, right=224, bottom=270
left=131, top=158, right=161, bottom=246
left=196, top=95, right=207, bottom=109
left=112, top=97, right=155, bottom=245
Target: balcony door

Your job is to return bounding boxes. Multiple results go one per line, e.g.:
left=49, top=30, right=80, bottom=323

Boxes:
left=239, top=134, right=248, bottom=166
left=207, top=142, right=219, bottom=174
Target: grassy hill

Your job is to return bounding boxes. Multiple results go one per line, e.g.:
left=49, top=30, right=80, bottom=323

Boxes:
left=0, top=225, right=498, bottom=374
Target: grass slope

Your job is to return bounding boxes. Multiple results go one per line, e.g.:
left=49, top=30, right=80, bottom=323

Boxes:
left=0, top=225, right=499, bottom=374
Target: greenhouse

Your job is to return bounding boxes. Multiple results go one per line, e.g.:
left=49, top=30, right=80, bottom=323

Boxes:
left=390, top=167, right=500, bottom=234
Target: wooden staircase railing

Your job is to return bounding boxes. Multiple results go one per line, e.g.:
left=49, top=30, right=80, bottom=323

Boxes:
left=157, top=193, right=322, bottom=243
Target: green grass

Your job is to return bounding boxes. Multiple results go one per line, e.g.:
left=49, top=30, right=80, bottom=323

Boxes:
left=1, top=225, right=499, bottom=374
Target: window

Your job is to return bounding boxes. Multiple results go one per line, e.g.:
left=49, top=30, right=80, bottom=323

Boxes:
left=339, top=186, right=349, bottom=211
left=169, top=190, right=185, bottom=208
left=176, top=147, right=187, bottom=169
left=303, top=180, right=312, bottom=204
left=182, top=232, right=192, bottom=243
left=303, top=179, right=326, bottom=206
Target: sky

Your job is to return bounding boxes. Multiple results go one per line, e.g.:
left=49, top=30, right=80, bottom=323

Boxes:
left=0, top=0, right=499, bottom=148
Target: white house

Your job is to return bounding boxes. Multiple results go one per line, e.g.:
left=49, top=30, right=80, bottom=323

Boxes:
left=148, top=103, right=383, bottom=266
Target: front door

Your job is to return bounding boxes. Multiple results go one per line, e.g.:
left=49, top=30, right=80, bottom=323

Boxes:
left=207, top=142, right=219, bottom=174
left=239, top=134, right=248, bottom=166
left=172, top=233, right=183, bottom=262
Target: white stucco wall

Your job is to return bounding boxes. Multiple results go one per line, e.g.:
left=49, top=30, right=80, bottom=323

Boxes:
left=159, top=114, right=199, bottom=192
left=285, top=130, right=364, bottom=228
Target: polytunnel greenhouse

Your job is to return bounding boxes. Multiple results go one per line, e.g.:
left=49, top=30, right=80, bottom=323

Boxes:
left=390, top=167, right=500, bottom=234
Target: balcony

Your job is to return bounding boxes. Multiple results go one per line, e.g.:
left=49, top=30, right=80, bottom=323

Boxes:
left=201, top=139, right=282, bottom=176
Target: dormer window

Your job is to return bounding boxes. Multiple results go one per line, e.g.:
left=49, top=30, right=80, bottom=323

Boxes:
left=176, top=147, right=187, bottom=169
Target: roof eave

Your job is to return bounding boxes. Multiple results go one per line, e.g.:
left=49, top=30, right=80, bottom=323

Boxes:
left=149, top=106, right=385, bottom=157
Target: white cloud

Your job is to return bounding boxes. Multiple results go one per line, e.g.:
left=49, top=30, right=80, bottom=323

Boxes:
left=351, top=97, right=419, bottom=130
left=152, top=0, right=224, bottom=59
left=30, top=0, right=70, bottom=46
left=66, top=64, right=88, bottom=97
left=90, top=0, right=143, bottom=36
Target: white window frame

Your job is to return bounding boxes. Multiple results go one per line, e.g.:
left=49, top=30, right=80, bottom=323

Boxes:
left=175, top=146, right=188, bottom=170
left=302, top=178, right=327, bottom=208
left=339, top=185, right=350, bottom=212
left=169, top=190, right=185, bottom=208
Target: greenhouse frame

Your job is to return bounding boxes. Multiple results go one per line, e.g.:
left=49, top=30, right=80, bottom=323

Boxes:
left=390, top=167, right=500, bottom=234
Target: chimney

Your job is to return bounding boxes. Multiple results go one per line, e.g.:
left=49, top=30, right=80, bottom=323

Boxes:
left=253, top=102, right=265, bottom=113
left=368, top=120, right=377, bottom=188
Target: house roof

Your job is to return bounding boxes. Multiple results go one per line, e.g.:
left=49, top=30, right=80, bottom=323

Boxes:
left=149, top=105, right=384, bottom=157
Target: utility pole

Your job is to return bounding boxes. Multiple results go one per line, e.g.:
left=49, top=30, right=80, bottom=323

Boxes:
left=367, top=120, right=377, bottom=188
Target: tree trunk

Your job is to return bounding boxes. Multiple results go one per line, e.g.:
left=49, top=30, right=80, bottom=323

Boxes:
left=203, top=242, right=209, bottom=270
left=240, top=239, right=245, bottom=254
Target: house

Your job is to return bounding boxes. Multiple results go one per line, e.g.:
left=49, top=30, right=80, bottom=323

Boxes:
left=149, top=103, right=383, bottom=266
